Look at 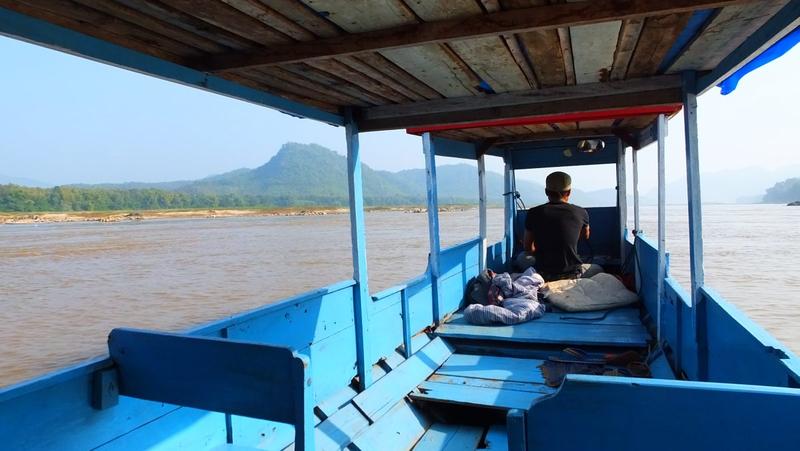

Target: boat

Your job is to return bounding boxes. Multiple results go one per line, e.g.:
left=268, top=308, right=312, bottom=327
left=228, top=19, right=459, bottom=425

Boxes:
left=1, top=1, right=799, bottom=450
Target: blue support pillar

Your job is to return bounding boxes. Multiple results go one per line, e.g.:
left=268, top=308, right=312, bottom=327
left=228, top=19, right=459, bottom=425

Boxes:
left=345, top=110, right=372, bottom=389
left=616, top=139, right=628, bottom=262
left=656, top=114, right=667, bottom=345
left=423, top=133, right=442, bottom=324
left=478, top=155, right=488, bottom=272
left=503, top=152, right=516, bottom=266
left=683, top=71, right=708, bottom=380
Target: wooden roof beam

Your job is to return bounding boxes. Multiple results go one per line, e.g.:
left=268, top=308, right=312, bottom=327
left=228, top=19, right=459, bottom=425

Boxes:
left=357, top=76, right=683, bottom=131
left=198, top=0, right=751, bottom=72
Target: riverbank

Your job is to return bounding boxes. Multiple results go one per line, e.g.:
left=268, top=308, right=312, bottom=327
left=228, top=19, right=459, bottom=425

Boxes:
left=0, top=205, right=474, bottom=224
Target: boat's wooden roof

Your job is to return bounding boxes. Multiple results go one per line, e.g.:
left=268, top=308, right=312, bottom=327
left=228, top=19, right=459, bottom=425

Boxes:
left=2, top=0, right=796, bottom=146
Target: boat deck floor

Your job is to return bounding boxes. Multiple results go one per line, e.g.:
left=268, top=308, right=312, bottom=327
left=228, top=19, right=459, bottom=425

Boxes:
left=257, top=307, right=666, bottom=450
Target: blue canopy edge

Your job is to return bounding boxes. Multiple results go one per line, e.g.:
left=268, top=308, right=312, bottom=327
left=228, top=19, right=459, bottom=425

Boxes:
left=719, top=27, right=800, bottom=95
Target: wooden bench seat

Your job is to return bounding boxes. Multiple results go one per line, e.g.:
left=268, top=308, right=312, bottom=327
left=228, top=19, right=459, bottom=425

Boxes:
left=435, top=309, right=650, bottom=348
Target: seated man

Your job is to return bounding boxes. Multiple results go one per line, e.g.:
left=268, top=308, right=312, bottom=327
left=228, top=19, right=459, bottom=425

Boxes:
left=520, top=171, right=602, bottom=282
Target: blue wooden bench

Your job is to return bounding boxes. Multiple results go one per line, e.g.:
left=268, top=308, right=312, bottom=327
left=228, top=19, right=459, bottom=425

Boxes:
left=515, top=374, right=800, bottom=450
left=435, top=310, right=650, bottom=348
left=107, top=328, right=314, bottom=450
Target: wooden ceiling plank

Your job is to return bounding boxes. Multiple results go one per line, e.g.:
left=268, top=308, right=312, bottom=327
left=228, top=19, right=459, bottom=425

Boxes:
left=305, top=59, right=413, bottom=103
left=570, top=20, right=622, bottom=83
left=299, top=0, right=478, bottom=98
left=219, top=0, right=318, bottom=41
left=406, top=0, right=530, bottom=92
left=255, top=67, right=371, bottom=107
left=336, top=55, right=428, bottom=101
left=500, top=0, right=565, bottom=87
left=4, top=0, right=197, bottom=61
left=226, top=71, right=340, bottom=112
left=493, top=127, right=620, bottom=144
left=610, top=18, right=645, bottom=81
left=669, top=1, right=789, bottom=72
left=69, top=0, right=229, bottom=54
left=281, top=63, right=389, bottom=105
left=627, top=13, right=694, bottom=78
left=200, top=0, right=745, bottom=71
left=579, top=119, right=617, bottom=128
left=355, top=53, right=443, bottom=100
left=380, top=45, right=478, bottom=97
left=363, top=75, right=681, bottom=120
left=111, top=0, right=258, bottom=51
left=558, top=27, right=577, bottom=85
left=157, top=0, right=292, bottom=47
left=259, top=0, right=341, bottom=38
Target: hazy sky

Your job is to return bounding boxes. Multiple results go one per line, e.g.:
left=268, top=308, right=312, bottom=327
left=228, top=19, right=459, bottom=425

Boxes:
left=1, top=35, right=798, bottom=192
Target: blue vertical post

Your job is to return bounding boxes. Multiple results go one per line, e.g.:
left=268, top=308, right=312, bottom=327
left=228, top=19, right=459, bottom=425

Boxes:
left=656, top=114, right=667, bottom=345
left=478, top=154, right=488, bottom=272
left=683, top=71, right=707, bottom=379
left=616, top=139, right=628, bottom=262
left=503, top=152, right=516, bottom=265
left=423, top=133, right=442, bottom=324
left=345, top=109, right=372, bottom=389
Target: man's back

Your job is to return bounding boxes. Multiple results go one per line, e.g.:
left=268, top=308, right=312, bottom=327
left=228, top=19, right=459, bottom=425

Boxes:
left=525, top=201, right=589, bottom=276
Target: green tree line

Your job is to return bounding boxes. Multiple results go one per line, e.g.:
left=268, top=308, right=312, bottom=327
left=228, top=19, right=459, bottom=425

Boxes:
left=0, top=184, right=437, bottom=212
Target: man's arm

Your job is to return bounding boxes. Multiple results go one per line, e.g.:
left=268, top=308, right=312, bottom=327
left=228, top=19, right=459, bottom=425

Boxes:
left=582, top=224, right=591, bottom=240
left=524, top=229, right=535, bottom=253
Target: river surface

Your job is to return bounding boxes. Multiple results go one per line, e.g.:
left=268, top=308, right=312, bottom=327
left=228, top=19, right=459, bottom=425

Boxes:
left=1, top=205, right=799, bottom=387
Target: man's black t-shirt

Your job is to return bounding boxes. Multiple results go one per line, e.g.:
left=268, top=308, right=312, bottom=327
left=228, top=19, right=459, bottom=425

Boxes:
left=525, top=201, right=589, bottom=275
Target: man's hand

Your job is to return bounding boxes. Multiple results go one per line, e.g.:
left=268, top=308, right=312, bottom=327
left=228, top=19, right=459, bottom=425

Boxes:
left=524, top=230, right=536, bottom=253
left=582, top=224, right=591, bottom=240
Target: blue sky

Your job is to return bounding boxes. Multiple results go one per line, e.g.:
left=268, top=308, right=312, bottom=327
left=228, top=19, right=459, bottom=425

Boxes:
left=1, top=35, right=798, bottom=192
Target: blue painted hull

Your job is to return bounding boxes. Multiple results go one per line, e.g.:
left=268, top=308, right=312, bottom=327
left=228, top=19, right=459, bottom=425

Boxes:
left=1, top=227, right=799, bottom=450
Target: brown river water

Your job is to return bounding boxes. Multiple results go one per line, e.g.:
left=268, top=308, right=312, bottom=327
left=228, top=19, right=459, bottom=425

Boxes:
left=1, top=205, right=799, bottom=388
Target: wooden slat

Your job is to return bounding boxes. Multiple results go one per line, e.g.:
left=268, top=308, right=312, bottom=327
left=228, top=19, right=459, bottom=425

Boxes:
left=406, top=0, right=530, bottom=92
left=412, top=423, right=484, bottom=451
left=435, top=320, right=650, bottom=347
left=224, top=70, right=340, bottom=111
left=305, top=59, right=413, bottom=103
left=436, top=354, right=547, bottom=384
left=570, top=20, right=622, bottom=83
left=502, top=0, right=566, bottom=88
left=627, top=13, right=694, bottom=78
left=260, top=0, right=341, bottom=38
left=199, top=0, right=747, bottom=71
left=316, top=385, right=359, bottom=420
left=381, top=45, right=478, bottom=97
left=558, top=27, right=577, bottom=85
left=71, top=0, right=229, bottom=54
left=219, top=0, right=317, bottom=41
left=337, top=55, right=429, bottom=101
left=351, top=337, right=453, bottom=422
left=112, top=0, right=257, bottom=51
left=4, top=0, right=198, bottom=62
left=315, top=403, right=370, bottom=451
left=281, top=63, right=389, bottom=105
left=484, top=425, right=509, bottom=451
left=356, top=53, right=444, bottom=100
left=427, top=375, right=555, bottom=394
left=359, top=75, right=682, bottom=131
left=412, top=380, right=547, bottom=410
left=669, top=1, right=790, bottom=72
left=157, top=0, right=291, bottom=47
left=350, top=399, right=432, bottom=451
left=446, top=309, right=643, bottom=327
left=610, top=18, right=645, bottom=80
left=579, top=118, right=617, bottom=129
left=252, top=66, right=370, bottom=106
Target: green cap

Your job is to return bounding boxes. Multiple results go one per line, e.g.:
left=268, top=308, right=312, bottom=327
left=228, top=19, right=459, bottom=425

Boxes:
left=546, top=171, right=572, bottom=192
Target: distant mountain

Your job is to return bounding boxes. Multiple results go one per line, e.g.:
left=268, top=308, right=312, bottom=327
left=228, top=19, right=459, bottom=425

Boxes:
left=0, top=174, right=51, bottom=188
left=643, top=165, right=800, bottom=205
left=763, top=177, right=800, bottom=203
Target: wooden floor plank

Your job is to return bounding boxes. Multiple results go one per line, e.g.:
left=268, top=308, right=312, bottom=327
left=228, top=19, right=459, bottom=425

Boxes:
left=314, top=403, right=370, bottom=451
left=436, top=354, right=547, bottom=384
left=350, top=399, right=431, bottom=451
left=435, top=320, right=650, bottom=347
left=484, top=424, right=509, bottom=451
left=427, top=374, right=555, bottom=395
left=412, top=380, right=547, bottom=411
left=316, top=384, right=358, bottom=419
left=351, top=337, right=453, bottom=422
left=412, top=423, right=484, bottom=451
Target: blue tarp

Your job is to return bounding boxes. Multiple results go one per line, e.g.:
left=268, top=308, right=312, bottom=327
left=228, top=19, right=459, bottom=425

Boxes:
left=719, top=27, right=800, bottom=95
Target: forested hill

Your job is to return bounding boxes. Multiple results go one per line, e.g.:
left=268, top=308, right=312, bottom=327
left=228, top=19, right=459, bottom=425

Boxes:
left=0, top=143, right=548, bottom=212
left=763, top=177, right=800, bottom=203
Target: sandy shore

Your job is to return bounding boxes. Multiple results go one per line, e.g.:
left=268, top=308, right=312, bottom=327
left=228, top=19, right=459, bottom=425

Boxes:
left=0, top=206, right=472, bottom=224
